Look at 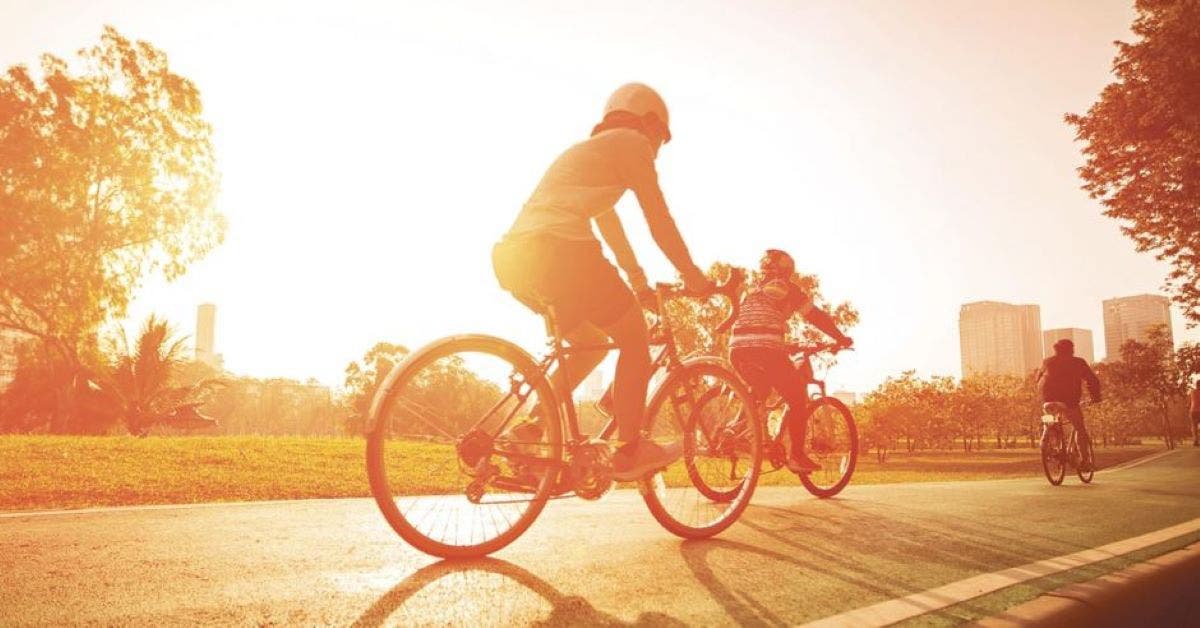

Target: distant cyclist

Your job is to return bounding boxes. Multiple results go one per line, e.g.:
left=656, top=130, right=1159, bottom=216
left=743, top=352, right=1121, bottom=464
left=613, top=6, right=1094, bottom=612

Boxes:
left=492, top=83, right=715, bottom=481
left=728, top=249, right=853, bottom=473
left=1037, top=339, right=1101, bottom=464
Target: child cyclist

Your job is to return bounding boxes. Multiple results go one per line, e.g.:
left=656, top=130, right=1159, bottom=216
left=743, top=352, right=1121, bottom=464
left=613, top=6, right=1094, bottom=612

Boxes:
left=492, top=83, right=716, bottom=481
left=729, top=249, right=853, bottom=473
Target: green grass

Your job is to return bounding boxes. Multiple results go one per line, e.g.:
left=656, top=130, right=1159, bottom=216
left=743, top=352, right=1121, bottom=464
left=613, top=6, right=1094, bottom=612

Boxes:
left=0, top=435, right=1163, bottom=511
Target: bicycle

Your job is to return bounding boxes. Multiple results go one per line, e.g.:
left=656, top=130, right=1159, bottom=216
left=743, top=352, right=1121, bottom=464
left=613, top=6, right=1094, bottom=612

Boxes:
left=721, top=342, right=858, bottom=499
left=1039, top=400, right=1095, bottom=485
left=364, top=270, right=763, bottom=558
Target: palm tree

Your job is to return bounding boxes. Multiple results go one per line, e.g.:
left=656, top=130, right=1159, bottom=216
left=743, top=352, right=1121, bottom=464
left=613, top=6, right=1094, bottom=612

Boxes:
left=98, top=316, right=218, bottom=436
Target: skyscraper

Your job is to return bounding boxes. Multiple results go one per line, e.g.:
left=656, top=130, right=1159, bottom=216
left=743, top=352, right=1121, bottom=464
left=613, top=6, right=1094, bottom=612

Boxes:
left=1043, top=328, right=1095, bottom=364
left=959, top=301, right=1043, bottom=377
left=1102, top=294, right=1173, bottom=360
left=195, top=303, right=222, bottom=369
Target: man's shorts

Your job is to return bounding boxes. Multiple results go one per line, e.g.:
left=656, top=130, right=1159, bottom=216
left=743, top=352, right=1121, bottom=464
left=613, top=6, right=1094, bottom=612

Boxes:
left=492, top=235, right=636, bottom=333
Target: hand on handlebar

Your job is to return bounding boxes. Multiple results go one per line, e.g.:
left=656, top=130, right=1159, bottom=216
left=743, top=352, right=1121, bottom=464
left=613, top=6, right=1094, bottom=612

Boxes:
left=634, top=284, right=658, bottom=314
left=681, top=267, right=717, bottom=298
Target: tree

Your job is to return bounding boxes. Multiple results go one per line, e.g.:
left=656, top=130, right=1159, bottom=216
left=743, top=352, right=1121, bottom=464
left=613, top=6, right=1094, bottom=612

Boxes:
left=1108, top=326, right=1186, bottom=448
left=97, top=316, right=218, bottom=436
left=1066, top=1, right=1200, bottom=322
left=0, top=26, right=224, bottom=426
left=343, top=342, right=410, bottom=433
left=664, top=262, right=859, bottom=358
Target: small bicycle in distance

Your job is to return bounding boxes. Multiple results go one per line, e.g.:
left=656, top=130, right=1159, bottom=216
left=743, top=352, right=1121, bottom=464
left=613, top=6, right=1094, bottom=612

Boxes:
left=365, top=270, right=764, bottom=558
left=1039, top=400, right=1095, bottom=485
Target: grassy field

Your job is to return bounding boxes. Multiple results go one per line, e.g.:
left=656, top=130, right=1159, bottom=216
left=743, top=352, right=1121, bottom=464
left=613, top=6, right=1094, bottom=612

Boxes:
left=0, top=435, right=1162, bottom=511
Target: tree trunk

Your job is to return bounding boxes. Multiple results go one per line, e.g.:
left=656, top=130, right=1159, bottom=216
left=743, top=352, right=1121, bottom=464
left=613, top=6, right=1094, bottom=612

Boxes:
left=1162, top=399, right=1174, bottom=449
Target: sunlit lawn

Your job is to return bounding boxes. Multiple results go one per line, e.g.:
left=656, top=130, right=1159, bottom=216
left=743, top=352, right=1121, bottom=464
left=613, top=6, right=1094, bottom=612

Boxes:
left=0, top=435, right=1163, bottom=511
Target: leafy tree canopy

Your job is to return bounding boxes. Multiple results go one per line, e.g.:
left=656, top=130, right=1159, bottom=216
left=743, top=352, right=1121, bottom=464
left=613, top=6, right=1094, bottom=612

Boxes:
left=1067, top=1, right=1200, bottom=322
left=0, top=26, right=225, bottom=357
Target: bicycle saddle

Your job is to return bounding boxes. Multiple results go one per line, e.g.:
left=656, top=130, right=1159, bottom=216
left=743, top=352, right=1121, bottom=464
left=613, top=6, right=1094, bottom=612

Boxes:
left=1042, top=401, right=1067, bottom=414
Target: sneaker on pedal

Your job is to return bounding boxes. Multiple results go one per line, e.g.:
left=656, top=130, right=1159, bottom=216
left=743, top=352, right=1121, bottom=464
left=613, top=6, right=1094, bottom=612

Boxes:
left=611, top=439, right=682, bottom=482
left=785, top=451, right=820, bottom=474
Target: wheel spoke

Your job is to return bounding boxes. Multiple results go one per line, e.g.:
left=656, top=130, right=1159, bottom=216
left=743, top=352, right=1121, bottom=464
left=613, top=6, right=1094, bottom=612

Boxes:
left=365, top=336, right=562, bottom=557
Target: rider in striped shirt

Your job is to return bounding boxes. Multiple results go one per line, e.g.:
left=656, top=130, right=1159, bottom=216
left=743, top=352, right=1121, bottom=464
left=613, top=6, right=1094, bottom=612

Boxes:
left=729, top=249, right=853, bottom=473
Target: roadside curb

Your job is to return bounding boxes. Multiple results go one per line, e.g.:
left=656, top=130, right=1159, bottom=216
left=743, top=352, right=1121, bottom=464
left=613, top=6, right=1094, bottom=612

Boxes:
left=974, top=541, right=1200, bottom=627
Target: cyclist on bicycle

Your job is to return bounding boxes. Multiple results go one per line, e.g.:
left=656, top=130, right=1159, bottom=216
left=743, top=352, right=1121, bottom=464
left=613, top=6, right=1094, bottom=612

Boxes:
left=492, top=83, right=716, bottom=481
left=728, top=249, right=853, bottom=473
left=1037, top=338, right=1101, bottom=463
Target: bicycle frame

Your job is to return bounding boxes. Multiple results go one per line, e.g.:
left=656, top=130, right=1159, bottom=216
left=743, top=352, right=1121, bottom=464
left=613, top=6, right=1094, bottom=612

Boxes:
left=455, top=284, right=709, bottom=471
left=1041, top=412, right=1082, bottom=464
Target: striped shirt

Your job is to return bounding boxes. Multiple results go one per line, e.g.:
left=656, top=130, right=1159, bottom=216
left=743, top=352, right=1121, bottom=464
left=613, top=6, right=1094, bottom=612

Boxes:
left=730, top=277, right=813, bottom=350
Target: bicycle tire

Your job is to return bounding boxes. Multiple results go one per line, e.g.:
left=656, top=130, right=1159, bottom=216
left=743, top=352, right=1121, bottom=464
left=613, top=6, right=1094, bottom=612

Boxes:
left=797, top=396, right=858, bottom=499
left=1041, top=425, right=1065, bottom=486
left=1075, top=433, right=1095, bottom=484
left=366, top=334, right=563, bottom=558
left=639, top=357, right=763, bottom=539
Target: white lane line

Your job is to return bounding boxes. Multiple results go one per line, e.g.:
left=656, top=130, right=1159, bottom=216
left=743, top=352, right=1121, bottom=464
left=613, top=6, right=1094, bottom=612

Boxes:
left=803, top=516, right=1200, bottom=628
left=1101, top=448, right=1180, bottom=473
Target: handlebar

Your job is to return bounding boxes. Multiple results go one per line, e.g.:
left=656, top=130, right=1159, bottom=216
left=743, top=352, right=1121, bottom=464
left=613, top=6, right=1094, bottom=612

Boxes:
left=651, top=268, right=746, bottom=332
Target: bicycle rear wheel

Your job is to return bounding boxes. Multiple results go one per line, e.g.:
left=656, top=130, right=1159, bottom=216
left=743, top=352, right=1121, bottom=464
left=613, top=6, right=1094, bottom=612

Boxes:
left=366, top=334, right=563, bottom=558
left=1040, top=425, right=1065, bottom=486
left=1075, top=433, right=1095, bottom=484
left=797, top=397, right=858, bottom=498
left=640, top=358, right=762, bottom=539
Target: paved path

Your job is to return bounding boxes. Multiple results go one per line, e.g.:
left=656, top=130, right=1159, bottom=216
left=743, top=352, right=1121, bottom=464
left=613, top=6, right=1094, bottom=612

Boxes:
left=3, top=449, right=1198, bottom=626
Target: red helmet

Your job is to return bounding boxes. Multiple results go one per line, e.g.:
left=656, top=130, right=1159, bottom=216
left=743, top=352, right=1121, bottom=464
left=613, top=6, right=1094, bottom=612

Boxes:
left=760, top=249, right=795, bottom=278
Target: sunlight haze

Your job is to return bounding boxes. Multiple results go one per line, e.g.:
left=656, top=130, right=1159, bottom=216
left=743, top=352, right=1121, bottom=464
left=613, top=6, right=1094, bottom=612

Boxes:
left=4, top=0, right=1195, bottom=393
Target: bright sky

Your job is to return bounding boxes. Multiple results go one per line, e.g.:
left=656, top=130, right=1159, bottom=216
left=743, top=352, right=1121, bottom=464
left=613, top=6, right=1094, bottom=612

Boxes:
left=5, top=0, right=1197, bottom=393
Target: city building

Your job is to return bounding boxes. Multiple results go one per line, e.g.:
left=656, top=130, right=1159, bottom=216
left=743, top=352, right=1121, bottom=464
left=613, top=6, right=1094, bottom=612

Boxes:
left=959, top=301, right=1043, bottom=377
left=1043, top=328, right=1095, bottom=364
left=831, top=390, right=858, bottom=407
left=1102, top=294, right=1173, bottom=360
left=195, top=303, right=223, bottom=369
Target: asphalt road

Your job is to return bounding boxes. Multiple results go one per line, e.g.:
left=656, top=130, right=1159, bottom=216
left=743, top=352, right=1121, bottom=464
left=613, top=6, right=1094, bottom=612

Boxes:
left=3, top=449, right=1198, bottom=626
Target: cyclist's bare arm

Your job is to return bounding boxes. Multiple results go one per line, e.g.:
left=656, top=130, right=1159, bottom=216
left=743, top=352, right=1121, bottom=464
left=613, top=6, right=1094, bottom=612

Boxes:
left=619, top=144, right=708, bottom=291
left=595, top=208, right=649, bottom=291
left=802, top=306, right=851, bottom=345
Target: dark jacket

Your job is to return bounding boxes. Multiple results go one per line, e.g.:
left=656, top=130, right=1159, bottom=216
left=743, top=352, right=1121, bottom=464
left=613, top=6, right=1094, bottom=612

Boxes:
left=1038, top=354, right=1100, bottom=405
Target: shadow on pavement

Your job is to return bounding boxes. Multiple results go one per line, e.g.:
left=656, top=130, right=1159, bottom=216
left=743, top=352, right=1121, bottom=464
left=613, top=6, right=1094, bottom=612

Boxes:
left=676, top=495, right=1101, bottom=625
left=352, top=557, right=686, bottom=627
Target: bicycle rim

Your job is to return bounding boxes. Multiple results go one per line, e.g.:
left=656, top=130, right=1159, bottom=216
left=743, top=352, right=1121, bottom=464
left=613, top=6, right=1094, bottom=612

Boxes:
left=366, top=335, right=562, bottom=558
left=1041, top=428, right=1065, bottom=486
left=1076, top=436, right=1095, bottom=483
left=797, top=397, right=858, bottom=498
left=640, top=359, right=762, bottom=539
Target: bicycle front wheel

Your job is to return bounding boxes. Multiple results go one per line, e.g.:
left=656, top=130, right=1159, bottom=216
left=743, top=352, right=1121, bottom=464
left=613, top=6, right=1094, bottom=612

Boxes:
left=1075, top=433, right=1095, bottom=484
left=640, top=358, right=762, bottom=539
left=797, top=397, right=858, bottom=499
left=366, top=334, right=563, bottom=558
left=1041, top=426, right=1065, bottom=486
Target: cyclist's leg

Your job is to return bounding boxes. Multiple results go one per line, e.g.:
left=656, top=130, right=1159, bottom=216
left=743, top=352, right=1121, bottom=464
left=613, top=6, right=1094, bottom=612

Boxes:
left=598, top=304, right=651, bottom=444
left=735, top=348, right=811, bottom=468
left=1065, top=403, right=1091, bottom=460
left=753, top=352, right=807, bottom=449
left=729, top=348, right=772, bottom=405
left=552, top=321, right=610, bottom=405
